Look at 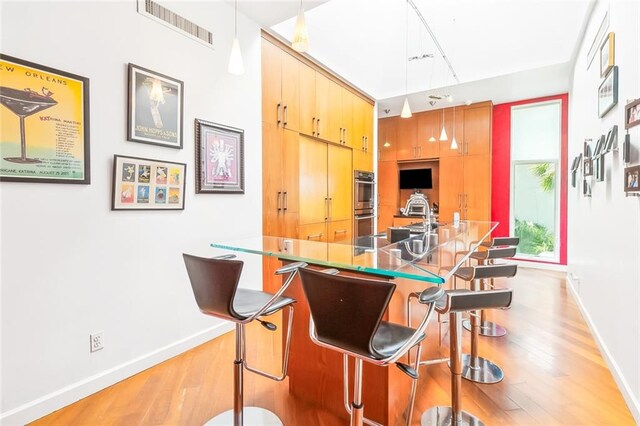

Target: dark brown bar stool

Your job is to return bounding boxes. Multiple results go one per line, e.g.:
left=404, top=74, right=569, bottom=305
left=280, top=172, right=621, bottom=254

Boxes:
left=454, top=264, right=517, bottom=384
left=420, top=287, right=514, bottom=426
left=183, top=253, right=306, bottom=426
left=298, top=267, right=443, bottom=426
left=462, top=245, right=517, bottom=337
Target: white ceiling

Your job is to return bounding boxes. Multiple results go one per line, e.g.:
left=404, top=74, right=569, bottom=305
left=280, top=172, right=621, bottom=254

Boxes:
left=238, top=0, right=592, bottom=115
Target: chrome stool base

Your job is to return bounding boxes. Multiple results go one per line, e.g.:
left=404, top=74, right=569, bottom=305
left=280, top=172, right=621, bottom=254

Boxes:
left=205, top=407, right=283, bottom=425
left=461, top=354, right=504, bottom=384
left=462, top=319, right=507, bottom=337
left=421, top=406, right=485, bottom=426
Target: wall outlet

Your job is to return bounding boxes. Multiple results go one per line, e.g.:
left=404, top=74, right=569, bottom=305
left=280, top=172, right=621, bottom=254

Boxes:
left=90, top=332, right=104, bottom=352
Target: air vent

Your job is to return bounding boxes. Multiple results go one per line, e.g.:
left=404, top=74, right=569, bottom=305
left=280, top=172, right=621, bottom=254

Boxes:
left=137, top=0, right=214, bottom=48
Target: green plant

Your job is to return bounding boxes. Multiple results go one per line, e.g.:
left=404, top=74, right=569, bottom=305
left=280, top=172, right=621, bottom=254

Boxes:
left=514, top=218, right=554, bottom=255
left=530, top=163, right=555, bottom=192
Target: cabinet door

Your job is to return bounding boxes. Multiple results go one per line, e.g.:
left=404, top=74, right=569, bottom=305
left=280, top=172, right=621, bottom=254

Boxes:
left=299, top=64, right=316, bottom=136
left=353, top=149, right=373, bottom=172
left=282, top=129, right=299, bottom=213
left=377, top=204, right=396, bottom=234
left=281, top=53, right=300, bottom=132
left=438, top=108, right=463, bottom=158
left=463, top=106, right=491, bottom=156
left=396, top=116, right=417, bottom=160
left=328, top=144, right=353, bottom=221
left=463, top=154, right=491, bottom=221
left=340, top=88, right=354, bottom=147
left=314, top=72, right=333, bottom=141
left=325, top=78, right=343, bottom=144
left=262, top=121, right=283, bottom=236
left=298, top=222, right=328, bottom=243
left=352, top=96, right=365, bottom=151
left=299, top=137, right=328, bottom=224
left=327, top=219, right=352, bottom=243
left=378, top=117, right=397, bottom=162
left=261, top=40, right=282, bottom=127
left=438, top=155, right=464, bottom=223
left=362, top=101, right=374, bottom=153
left=377, top=160, right=398, bottom=207
left=417, top=112, right=439, bottom=159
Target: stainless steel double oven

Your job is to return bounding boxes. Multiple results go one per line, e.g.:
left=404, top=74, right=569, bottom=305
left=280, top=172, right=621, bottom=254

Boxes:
left=354, top=170, right=375, bottom=239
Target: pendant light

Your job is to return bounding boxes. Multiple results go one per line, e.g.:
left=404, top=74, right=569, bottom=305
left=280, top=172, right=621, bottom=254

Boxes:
left=228, top=0, right=244, bottom=75
left=292, top=0, right=309, bottom=53
left=439, top=107, right=448, bottom=141
left=450, top=106, right=458, bottom=150
left=428, top=119, right=436, bottom=142
left=400, top=0, right=412, bottom=118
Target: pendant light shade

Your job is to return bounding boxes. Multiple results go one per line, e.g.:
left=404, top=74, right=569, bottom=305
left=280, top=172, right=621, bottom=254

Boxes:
left=228, top=38, right=244, bottom=75
left=292, top=4, right=309, bottom=52
left=439, top=108, right=448, bottom=141
left=383, top=141, right=391, bottom=147
left=428, top=135, right=436, bottom=142
left=401, top=98, right=412, bottom=118
left=450, top=135, right=458, bottom=150
left=450, top=106, right=458, bottom=149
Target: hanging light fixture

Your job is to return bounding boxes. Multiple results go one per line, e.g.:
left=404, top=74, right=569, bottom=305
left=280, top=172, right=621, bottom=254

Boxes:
left=450, top=106, right=458, bottom=150
left=292, top=0, right=309, bottom=52
left=228, top=0, right=244, bottom=75
left=439, top=107, right=448, bottom=141
left=401, top=0, right=412, bottom=118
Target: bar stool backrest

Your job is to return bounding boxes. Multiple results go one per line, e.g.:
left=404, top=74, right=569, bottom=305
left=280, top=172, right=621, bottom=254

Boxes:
left=298, top=268, right=395, bottom=359
left=491, top=237, right=520, bottom=247
left=183, top=253, right=243, bottom=321
left=486, top=246, right=517, bottom=259
left=441, top=288, right=514, bottom=313
left=473, top=264, right=518, bottom=280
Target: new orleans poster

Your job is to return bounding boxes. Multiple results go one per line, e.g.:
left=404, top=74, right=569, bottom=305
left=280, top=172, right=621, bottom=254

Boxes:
left=0, top=54, right=90, bottom=183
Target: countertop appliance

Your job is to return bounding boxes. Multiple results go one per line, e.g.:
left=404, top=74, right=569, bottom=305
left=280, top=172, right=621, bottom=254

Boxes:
left=354, top=170, right=375, bottom=239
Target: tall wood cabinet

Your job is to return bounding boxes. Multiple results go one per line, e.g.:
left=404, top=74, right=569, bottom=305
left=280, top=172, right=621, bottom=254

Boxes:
left=262, top=40, right=300, bottom=132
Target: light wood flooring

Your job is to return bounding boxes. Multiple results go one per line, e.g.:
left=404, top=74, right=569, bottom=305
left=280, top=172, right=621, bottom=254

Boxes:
left=31, top=268, right=635, bottom=425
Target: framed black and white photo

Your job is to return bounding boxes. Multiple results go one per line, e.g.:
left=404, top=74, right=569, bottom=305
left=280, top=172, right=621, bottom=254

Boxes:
left=598, top=66, right=618, bottom=118
left=127, top=64, right=184, bottom=149
left=195, top=119, right=245, bottom=194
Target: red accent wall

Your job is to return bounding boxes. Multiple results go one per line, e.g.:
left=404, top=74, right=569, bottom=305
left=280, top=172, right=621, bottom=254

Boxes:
left=492, top=94, right=569, bottom=265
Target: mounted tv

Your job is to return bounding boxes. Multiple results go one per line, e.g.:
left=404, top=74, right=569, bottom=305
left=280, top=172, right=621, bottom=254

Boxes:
left=399, top=168, right=433, bottom=189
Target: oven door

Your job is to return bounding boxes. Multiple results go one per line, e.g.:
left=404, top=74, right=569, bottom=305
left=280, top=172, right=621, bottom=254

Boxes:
left=354, top=213, right=375, bottom=239
left=354, top=180, right=374, bottom=210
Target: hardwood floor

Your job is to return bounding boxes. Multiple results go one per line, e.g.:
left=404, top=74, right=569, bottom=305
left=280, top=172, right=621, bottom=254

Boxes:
left=31, top=268, right=635, bottom=425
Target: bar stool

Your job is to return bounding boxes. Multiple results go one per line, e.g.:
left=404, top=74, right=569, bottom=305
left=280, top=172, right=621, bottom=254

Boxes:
left=420, top=287, right=514, bottom=426
left=462, top=245, right=517, bottom=337
left=455, top=264, right=517, bottom=384
left=182, top=253, right=307, bottom=426
left=298, top=267, right=443, bottom=426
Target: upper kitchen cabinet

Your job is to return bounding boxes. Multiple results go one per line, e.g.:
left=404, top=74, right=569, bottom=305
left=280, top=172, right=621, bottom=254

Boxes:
left=262, top=39, right=300, bottom=131
left=416, top=111, right=440, bottom=159
left=352, top=95, right=374, bottom=171
left=378, top=117, right=397, bottom=162
left=396, top=115, right=417, bottom=161
left=463, top=103, right=492, bottom=156
left=340, top=87, right=354, bottom=147
left=315, top=72, right=342, bottom=144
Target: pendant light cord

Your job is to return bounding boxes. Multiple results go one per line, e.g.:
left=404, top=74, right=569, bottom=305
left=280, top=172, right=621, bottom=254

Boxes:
left=405, top=0, right=408, bottom=96
left=234, top=0, right=238, bottom=37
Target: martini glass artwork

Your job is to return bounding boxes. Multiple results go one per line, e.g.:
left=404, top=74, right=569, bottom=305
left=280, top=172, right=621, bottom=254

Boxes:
left=0, top=86, right=58, bottom=163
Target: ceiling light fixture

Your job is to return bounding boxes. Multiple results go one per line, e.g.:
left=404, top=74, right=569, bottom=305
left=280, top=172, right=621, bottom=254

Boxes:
left=439, top=107, right=448, bottom=141
left=292, top=0, right=309, bottom=53
left=383, top=141, right=391, bottom=148
left=228, top=0, right=244, bottom=75
left=450, top=106, right=458, bottom=150
left=401, top=0, right=412, bottom=118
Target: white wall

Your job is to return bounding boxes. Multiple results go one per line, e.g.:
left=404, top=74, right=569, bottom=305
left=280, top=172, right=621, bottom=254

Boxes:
left=568, top=0, right=640, bottom=421
left=0, top=1, right=263, bottom=424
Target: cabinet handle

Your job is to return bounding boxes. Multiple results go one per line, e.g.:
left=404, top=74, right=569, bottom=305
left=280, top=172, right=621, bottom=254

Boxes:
left=329, top=197, right=332, bottom=221
left=277, top=191, right=282, bottom=211
left=317, top=118, right=321, bottom=137
left=465, top=193, right=468, bottom=208
left=307, top=233, right=323, bottom=240
left=312, top=117, right=316, bottom=136
left=334, top=229, right=347, bottom=234
left=343, top=128, right=347, bottom=144
left=325, top=197, right=329, bottom=220
left=277, top=103, right=282, bottom=126
left=366, top=137, right=369, bottom=152
left=283, top=105, right=288, bottom=127
left=340, top=127, right=343, bottom=144
left=283, top=191, right=288, bottom=211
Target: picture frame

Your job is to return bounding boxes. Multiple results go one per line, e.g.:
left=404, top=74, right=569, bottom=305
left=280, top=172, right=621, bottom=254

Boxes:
left=598, top=66, right=618, bottom=118
left=111, top=154, right=186, bottom=210
left=603, top=125, right=618, bottom=153
left=583, top=158, right=593, bottom=177
left=127, top=64, right=183, bottom=149
left=625, top=99, right=640, bottom=130
left=622, top=133, right=631, bottom=164
left=0, top=54, right=90, bottom=184
left=623, top=165, right=640, bottom=193
left=195, top=119, right=245, bottom=194
left=599, top=32, right=615, bottom=77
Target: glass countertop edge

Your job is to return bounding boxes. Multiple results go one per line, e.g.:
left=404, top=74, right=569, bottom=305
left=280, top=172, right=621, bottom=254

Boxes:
left=210, top=242, right=445, bottom=284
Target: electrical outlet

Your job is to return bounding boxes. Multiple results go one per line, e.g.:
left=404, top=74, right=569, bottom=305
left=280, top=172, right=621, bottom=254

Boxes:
left=90, top=332, right=104, bottom=352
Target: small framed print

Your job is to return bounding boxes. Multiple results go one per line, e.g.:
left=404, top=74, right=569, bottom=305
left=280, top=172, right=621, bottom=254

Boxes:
left=195, top=119, right=245, bottom=194
left=127, top=64, right=183, bottom=149
left=599, top=32, right=615, bottom=77
left=625, top=99, right=640, bottom=130
left=598, top=66, right=618, bottom=118
left=624, top=165, right=640, bottom=194
left=112, top=154, right=186, bottom=210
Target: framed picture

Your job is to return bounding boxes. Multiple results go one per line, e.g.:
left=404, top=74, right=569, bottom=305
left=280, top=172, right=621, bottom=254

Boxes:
left=127, top=64, right=183, bottom=149
left=195, top=119, right=245, bottom=194
left=603, top=125, right=618, bottom=153
left=625, top=99, right=640, bottom=130
left=598, top=66, right=618, bottom=118
left=111, top=154, right=186, bottom=210
left=624, top=165, right=640, bottom=193
left=583, top=157, right=593, bottom=177
left=599, top=32, right=615, bottom=77
left=0, top=54, right=90, bottom=184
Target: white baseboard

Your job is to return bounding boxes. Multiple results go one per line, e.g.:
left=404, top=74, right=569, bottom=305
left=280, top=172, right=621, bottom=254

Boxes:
left=566, top=275, right=640, bottom=423
left=0, top=322, right=235, bottom=426
left=513, top=259, right=567, bottom=272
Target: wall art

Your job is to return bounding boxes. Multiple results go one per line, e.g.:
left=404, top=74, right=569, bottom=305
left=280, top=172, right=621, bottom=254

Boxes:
left=599, top=32, right=615, bottom=77
left=598, top=66, right=618, bottom=118
left=111, top=154, right=186, bottom=210
left=127, top=64, right=183, bottom=149
left=624, top=165, right=640, bottom=195
left=603, top=125, right=618, bottom=153
left=570, top=154, right=581, bottom=188
left=194, top=119, right=244, bottom=194
left=625, top=99, right=640, bottom=130
left=0, top=54, right=90, bottom=184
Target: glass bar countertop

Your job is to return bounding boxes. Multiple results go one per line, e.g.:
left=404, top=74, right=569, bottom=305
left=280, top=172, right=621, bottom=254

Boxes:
left=211, top=221, right=498, bottom=284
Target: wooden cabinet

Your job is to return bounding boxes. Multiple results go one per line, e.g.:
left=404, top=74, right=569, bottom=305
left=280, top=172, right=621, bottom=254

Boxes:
left=417, top=112, right=440, bottom=159
left=377, top=160, right=398, bottom=232
left=463, top=105, right=491, bottom=156
left=463, top=154, right=491, bottom=222
left=396, top=116, right=417, bottom=160
left=378, top=117, right=397, bottom=162
left=353, top=96, right=374, bottom=171
left=438, top=108, right=464, bottom=158
left=327, top=144, right=353, bottom=221
left=340, top=87, right=354, bottom=147
left=438, top=156, right=464, bottom=223
left=314, top=72, right=341, bottom=144
left=327, top=219, right=352, bottom=243
left=262, top=40, right=300, bottom=131
left=299, top=63, right=316, bottom=136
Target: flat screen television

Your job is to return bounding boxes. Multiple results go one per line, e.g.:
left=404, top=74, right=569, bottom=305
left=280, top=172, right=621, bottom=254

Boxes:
left=399, top=168, right=433, bottom=189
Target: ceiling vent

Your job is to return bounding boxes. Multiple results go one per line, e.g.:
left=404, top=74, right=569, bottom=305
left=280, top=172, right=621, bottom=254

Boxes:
left=137, top=0, right=214, bottom=49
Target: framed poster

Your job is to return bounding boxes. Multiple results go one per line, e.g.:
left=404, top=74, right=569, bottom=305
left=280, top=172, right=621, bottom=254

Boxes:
left=599, top=32, right=615, bottom=77
left=0, top=54, right=90, bottom=184
left=625, top=99, right=640, bottom=130
left=112, top=154, right=186, bottom=210
left=624, top=165, right=640, bottom=194
left=195, top=119, right=244, bottom=194
left=598, top=66, right=618, bottom=118
left=127, top=64, right=183, bottom=149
